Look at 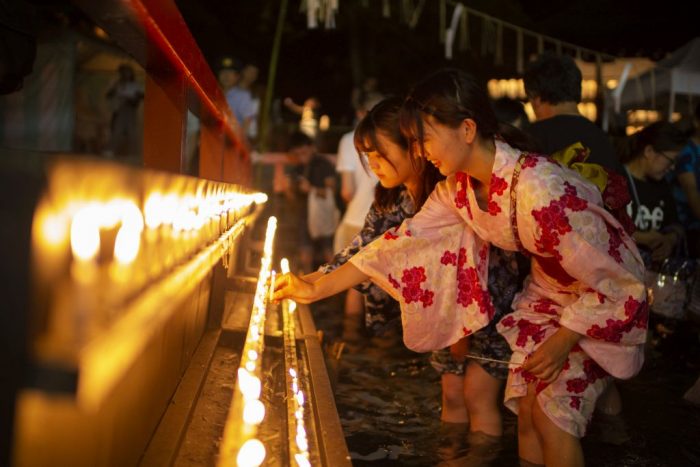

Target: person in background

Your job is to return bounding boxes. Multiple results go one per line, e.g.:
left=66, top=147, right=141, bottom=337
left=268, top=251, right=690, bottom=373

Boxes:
left=622, top=121, right=685, bottom=269
left=332, top=93, right=383, bottom=340
left=216, top=56, right=241, bottom=94
left=492, top=96, right=530, bottom=130
left=284, top=96, right=321, bottom=138
left=523, top=52, right=624, bottom=175
left=285, top=131, right=338, bottom=272
left=106, top=64, right=143, bottom=158
left=620, top=121, right=686, bottom=384
left=351, top=76, right=383, bottom=121
left=672, top=103, right=700, bottom=258
left=225, top=60, right=257, bottom=139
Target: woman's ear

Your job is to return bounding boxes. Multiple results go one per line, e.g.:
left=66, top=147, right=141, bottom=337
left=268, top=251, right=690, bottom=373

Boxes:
left=463, top=118, right=477, bottom=144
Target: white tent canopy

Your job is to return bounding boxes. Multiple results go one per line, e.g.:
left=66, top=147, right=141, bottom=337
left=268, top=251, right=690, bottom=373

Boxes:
left=618, top=37, right=700, bottom=118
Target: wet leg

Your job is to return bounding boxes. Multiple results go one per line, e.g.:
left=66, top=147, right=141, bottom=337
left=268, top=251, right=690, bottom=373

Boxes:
left=463, top=361, right=504, bottom=436
left=441, top=373, right=469, bottom=423
left=532, top=395, right=583, bottom=467
left=517, top=384, right=544, bottom=465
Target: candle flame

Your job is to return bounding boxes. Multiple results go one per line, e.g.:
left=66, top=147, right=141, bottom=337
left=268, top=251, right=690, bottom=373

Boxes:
left=236, top=438, right=265, bottom=467
left=242, top=399, right=265, bottom=425
left=70, top=207, right=100, bottom=261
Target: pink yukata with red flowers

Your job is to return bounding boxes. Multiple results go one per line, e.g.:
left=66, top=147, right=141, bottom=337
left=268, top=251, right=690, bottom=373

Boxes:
left=349, top=139, right=648, bottom=437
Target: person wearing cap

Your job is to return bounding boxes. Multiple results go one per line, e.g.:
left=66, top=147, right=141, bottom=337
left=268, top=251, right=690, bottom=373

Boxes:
left=217, top=56, right=241, bottom=93
left=223, top=58, right=257, bottom=138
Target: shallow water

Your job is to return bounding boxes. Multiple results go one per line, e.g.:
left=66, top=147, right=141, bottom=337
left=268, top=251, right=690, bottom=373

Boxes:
left=311, top=296, right=700, bottom=467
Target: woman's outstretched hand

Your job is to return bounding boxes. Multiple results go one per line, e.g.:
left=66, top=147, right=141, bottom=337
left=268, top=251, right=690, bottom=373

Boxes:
left=273, top=272, right=317, bottom=304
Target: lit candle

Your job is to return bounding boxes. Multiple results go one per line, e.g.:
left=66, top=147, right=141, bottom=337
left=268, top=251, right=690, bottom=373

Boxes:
left=236, top=439, right=265, bottom=467
left=70, top=205, right=101, bottom=343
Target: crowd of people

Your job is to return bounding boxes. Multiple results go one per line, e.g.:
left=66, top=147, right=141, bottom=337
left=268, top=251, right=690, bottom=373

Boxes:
left=263, top=53, right=700, bottom=467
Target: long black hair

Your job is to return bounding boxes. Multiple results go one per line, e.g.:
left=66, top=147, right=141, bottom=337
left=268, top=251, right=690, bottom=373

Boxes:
left=400, top=68, right=537, bottom=159
left=354, top=96, right=444, bottom=211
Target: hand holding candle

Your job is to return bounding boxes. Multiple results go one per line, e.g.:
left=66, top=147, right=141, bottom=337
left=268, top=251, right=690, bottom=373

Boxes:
left=273, top=272, right=317, bottom=304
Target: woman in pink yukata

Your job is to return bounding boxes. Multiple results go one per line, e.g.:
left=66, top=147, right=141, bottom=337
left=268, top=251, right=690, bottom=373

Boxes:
left=274, top=69, right=648, bottom=467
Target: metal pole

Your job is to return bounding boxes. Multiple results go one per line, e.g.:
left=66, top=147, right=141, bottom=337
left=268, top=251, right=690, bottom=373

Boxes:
left=259, top=0, right=289, bottom=152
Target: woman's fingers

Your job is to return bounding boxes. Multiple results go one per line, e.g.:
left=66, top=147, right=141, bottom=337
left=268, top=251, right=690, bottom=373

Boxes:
left=523, top=353, right=555, bottom=380
left=273, top=273, right=294, bottom=301
left=275, top=272, right=296, bottom=292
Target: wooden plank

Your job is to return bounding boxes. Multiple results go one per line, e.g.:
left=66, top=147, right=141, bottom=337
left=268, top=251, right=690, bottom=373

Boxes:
left=139, top=329, right=221, bottom=466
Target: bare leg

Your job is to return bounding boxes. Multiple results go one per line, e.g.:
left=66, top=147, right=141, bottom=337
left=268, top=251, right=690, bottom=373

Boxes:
left=463, top=362, right=504, bottom=436
left=441, top=373, right=469, bottom=423
left=340, top=288, right=365, bottom=342
left=532, top=393, right=584, bottom=467
left=344, top=288, right=364, bottom=316
left=517, top=384, right=544, bottom=465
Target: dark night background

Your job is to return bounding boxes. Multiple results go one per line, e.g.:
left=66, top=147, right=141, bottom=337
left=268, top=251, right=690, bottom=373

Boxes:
left=175, top=0, right=697, bottom=124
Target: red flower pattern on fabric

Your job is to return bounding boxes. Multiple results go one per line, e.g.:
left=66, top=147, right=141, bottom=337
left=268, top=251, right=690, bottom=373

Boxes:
left=500, top=315, right=516, bottom=328
left=515, top=319, right=547, bottom=348
left=531, top=182, right=587, bottom=260
left=600, top=170, right=635, bottom=235
left=458, top=248, right=467, bottom=268
left=439, top=247, right=494, bottom=317
left=479, top=245, right=488, bottom=263
left=533, top=298, right=558, bottom=316
left=490, top=175, right=509, bottom=196
left=388, top=273, right=400, bottom=289
left=565, top=357, right=608, bottom=395
left=583, top=358, right=609, bottom=381
left=441, top=251, right=457, bottom=266
left=586, top=296, right=649, bottom=342
left=454, top=172, right=473, bottom=219
left=486, top=175, right=508, bottom=216
left=522, top=370, right=538, bottom=384
left=566, top=377, right=588, bottom=394
left=569, top=396, right=582, bottom=410
left=421, top=290, right=434, bottom=307
left=521, top=154, right=540, bottom=169
left=399, top=266, right=434, bottom=309
left=605, top=222, right=624, bottom=264
left=384, top=230, right=399, bottom=240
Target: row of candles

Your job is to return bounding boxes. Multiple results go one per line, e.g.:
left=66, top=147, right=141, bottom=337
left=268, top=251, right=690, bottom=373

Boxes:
left=32, top=161, right=267, bottom=352
left=281, top=258, right=311, bottom=467
left=35, top=161, right=266, bottom=284
left=64, top=189, right=266, bottom=284
left=219, top=217, right=312, bottom=467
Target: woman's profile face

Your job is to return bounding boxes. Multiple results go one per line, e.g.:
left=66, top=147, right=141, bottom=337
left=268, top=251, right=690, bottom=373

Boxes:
left=365, top=132, right=414, bottom=188
left=419, top=116, right=468, bottom=176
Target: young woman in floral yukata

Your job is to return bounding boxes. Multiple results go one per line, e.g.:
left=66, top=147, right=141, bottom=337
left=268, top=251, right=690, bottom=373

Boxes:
left=274, top=69, right=648, bottom=466
left=302, top=96, right=525, bottom=439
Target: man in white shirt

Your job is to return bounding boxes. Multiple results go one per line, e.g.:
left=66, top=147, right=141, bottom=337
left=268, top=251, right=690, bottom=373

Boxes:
left=334, top=95, right=381, bottom=325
